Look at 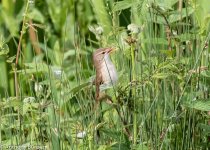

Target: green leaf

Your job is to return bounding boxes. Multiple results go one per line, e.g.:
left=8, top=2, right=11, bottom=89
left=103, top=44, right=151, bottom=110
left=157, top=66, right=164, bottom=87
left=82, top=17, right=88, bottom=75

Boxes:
left=64, top=50, right=76, bottom=59
left=162, top=0, right=178, bottom=7
left=110, top=143, right=131, bottom=150
left=191, top=0, right=210, bottom=34
left=201, top=71, right=210, bottom=78
left=70, top=81, right=91, bottom=94
left=23, top=103, right=31, bottom=115
left=46, top=0, right=62, bottom=31
left=6, top=55, right=16, bottom=63
left=136, top=143, right=149, bottom=150
left=18, top=63, right=49, bottom=74
left=1, top=9, right=19, bottom=37
left=152, top=73, right=171, bottom=79
left=28, top=8, right=45, bottom=23
left=4, top=97, right=22, bottom=109
left=197, top=123, right=210, bottom=133
left=160, top=49, right=175, bottom=57
left=168, top=7, right=194, bottom=23
left=173, top=33, right=197, bottom=42
left=153, top=0, right=179, bottom=11
left=113, top=0, right=133, bottom=11
left=91, top=0, right=112, bottom=35
left=186, top=100, right=210, bottom=111
left=101, top=127, right=126, bottom=141
left=0, top=42, right=9, bottom=56
left=158, top=61, right=178, bottom=72
left=2, top=0, right=14, bottom=15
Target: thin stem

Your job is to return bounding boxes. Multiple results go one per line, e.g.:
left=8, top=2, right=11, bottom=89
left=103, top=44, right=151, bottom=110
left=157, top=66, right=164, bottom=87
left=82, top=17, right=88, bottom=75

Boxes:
left=131, top=43, right=137, bottom=145
left=14, top=0, right=30, bottom=98
left=15, top=1, right=30, bottom=65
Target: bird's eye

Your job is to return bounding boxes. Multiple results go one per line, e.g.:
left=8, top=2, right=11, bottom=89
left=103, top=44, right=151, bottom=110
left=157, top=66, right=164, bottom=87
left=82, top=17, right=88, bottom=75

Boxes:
left=102, top=51, right=105, bottom=54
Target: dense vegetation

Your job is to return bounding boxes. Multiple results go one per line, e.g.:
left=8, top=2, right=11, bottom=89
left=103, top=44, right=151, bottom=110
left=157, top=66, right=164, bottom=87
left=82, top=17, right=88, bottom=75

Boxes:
left=0, top=0, right=210, bottom=149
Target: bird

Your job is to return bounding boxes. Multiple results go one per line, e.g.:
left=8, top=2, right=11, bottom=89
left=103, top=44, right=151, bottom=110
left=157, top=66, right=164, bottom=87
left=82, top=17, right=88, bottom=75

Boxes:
left=93, top=47, right=118, bottom=102
left=92, top=48, right=131, bottom=139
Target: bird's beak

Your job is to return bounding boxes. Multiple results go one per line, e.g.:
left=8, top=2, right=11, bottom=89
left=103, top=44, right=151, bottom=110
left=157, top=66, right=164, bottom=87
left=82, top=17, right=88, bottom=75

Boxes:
left=107, top=47, right=116, bottom=54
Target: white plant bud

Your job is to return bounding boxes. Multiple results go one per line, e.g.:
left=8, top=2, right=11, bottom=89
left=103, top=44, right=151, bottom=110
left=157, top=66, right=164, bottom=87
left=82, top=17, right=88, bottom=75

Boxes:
left=53, top=68, right=62, bottom=79
left=89, top=25, right=104, bottom=40
left=76, top=131, right=86, bottom=138
left=95, top=26, right=103, bottom=35
left=35, top=82, right=43, bottom=93
left=127, top=23, right=141, bottom=34
left=23, top=97, right=35, bottom=103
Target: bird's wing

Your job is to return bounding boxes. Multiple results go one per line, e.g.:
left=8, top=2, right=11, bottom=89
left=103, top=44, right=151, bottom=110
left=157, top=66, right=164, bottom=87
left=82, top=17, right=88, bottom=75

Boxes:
left=95, top=70, right=102, bottom=101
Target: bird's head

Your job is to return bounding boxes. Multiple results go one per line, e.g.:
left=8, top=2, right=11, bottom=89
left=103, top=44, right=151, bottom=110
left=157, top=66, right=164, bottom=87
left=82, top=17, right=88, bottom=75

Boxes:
left=93, top=47, right=115, bottom=66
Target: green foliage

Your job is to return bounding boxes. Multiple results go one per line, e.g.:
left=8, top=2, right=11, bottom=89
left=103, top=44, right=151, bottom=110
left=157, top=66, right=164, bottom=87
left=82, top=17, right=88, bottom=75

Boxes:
left=0, top=38, right=9, bottom=55
left=0, top=0, right=210, bottom=149
left=185, top=99, right=210, bottom=111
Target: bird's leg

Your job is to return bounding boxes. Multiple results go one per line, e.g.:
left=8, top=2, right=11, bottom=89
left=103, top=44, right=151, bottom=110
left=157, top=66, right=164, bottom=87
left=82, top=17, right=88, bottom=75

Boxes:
left=93, top=70, right=102, bottom=143
left=95, top=70, right=102, bottom=109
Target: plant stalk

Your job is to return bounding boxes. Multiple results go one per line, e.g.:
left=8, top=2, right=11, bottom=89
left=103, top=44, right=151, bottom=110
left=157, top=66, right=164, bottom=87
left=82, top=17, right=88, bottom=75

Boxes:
left=131, top=43, right=137, bottom=145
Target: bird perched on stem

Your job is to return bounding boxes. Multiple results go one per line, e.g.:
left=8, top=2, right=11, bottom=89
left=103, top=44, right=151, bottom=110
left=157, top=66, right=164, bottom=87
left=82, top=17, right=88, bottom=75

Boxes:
left=93, top=47, right=118, bottom=103
left=92, top=47, right=132, bottom=138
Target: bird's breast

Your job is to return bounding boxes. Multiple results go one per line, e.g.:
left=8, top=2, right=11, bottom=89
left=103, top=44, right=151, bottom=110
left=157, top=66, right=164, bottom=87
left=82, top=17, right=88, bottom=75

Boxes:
left=100, top=56, right=118, bottom=85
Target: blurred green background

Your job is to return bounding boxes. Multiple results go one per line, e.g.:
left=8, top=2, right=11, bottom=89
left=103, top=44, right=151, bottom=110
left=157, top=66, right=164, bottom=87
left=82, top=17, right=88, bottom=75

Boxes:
left=0, top=0, right=210, bottom=149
